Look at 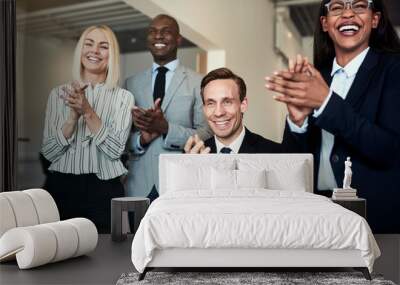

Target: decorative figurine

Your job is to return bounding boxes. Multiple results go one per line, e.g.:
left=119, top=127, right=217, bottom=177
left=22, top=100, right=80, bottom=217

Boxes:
left=332, top=157, right=357, bottom=199
left=343, top=157, right=353, bottom=190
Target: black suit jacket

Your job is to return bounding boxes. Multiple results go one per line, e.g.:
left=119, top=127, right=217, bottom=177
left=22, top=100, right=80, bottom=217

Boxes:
left=205, top=127, right=298, bottom=154
left=284, top=49, right=400, bottom=233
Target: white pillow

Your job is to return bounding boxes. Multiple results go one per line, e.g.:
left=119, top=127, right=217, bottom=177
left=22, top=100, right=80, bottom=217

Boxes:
left=211, top=168, right=236, bottom=190
left=167, top=160, right=236, bottom=192
left=266, top=167, right=306, bottom=191
left=238, top=159, right=308, bottom=191
left=211, top=169, right=267, bottom=190
left=236, top=169, right=267, bottom=189
left=168, top=162, right=210, bottom=191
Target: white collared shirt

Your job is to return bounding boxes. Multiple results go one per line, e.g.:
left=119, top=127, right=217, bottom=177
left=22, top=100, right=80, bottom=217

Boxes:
left=215, top=125, right=246, bottom=154
left=287, top=47, right=370, bottom=190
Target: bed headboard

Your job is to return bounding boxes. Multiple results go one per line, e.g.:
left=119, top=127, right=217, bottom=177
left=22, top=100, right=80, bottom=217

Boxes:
left=159, top=154, right=314, bottom=195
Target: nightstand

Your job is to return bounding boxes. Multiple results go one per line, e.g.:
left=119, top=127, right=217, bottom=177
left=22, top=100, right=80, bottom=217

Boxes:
left=332, top=198, right=366, bottom=219
left=111, top=197, right=150, bottom=242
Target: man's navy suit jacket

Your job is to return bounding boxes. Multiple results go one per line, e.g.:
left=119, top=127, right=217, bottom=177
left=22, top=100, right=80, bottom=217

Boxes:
left=284, top=49, right=400, bottom=233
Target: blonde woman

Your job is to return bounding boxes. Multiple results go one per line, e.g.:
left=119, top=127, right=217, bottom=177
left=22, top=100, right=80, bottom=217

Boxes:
left=42, top=25, right=134, bottom=233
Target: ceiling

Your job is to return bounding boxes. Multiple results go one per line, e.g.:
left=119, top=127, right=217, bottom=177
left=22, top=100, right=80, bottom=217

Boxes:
left=17, top=0, right=400, bottom=51
left=16, top=0, right=195, bottom=53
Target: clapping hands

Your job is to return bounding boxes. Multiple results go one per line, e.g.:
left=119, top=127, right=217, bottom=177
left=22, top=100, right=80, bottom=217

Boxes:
left=61, top=81, right=90, bottom=121
left=265, top=54, right=330, bottom=126
left=60, top=81, right=102, bottom=138
left=131, top=98, right=168, bottom=145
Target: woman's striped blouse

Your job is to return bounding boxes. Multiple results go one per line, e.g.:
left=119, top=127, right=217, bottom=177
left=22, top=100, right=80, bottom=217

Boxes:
left=42, top=83, right=134, bottom=180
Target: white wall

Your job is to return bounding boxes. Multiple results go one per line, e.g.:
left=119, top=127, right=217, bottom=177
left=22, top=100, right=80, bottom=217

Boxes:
left=17, top=35, right=76, bottom=188
left=125, top=0, right=291, bottom=142
left=23, top=36, right=76, bottom=158
left=121, top=47, right=202, bottom=80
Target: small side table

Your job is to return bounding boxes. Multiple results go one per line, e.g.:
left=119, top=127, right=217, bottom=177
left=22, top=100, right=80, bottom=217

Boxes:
left=111, top=197, right=150, bottom=242
left=332, top=198, right=366, bottom=219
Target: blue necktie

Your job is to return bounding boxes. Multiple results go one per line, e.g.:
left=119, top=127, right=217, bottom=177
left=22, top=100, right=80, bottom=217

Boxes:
left=220, top=147, right=232, bottom=154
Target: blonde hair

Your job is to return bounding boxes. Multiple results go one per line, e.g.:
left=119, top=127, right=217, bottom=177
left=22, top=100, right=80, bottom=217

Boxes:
left=72, top=25, right=120, bottom=89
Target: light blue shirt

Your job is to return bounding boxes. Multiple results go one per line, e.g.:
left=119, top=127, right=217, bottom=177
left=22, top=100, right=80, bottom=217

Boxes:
left=287, top=47, right=369, bottom=190
left=135, top=59, right=180, bottom=153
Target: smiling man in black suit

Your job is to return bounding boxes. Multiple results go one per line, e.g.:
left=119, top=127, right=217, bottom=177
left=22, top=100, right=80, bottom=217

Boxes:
left=184, top=68, right=296, bottom=154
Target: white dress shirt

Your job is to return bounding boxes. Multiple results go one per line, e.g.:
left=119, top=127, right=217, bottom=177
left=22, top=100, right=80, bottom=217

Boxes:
left=215, top=126, right=246, bottom=154
left=287, top=47, right=370, bottom=190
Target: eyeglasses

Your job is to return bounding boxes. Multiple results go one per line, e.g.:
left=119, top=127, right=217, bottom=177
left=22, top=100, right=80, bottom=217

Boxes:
left=325, top=0, right=373, bottom=16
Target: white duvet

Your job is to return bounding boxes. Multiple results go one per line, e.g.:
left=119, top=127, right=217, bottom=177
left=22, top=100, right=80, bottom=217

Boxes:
left=131, top=190, right=380, bottom=273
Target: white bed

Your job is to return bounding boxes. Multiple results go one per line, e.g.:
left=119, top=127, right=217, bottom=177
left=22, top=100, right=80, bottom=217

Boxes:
left=131, top=154, right=380, bottom=280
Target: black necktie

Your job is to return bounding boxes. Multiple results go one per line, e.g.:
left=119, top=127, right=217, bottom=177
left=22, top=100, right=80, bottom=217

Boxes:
left=220, top=147, right=232, bottom=154
left=153, top=66, right=169, bottom=103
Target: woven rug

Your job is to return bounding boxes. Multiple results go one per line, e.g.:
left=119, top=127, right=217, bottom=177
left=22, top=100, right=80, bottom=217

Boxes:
left=116, top=271, right=396, bottom=285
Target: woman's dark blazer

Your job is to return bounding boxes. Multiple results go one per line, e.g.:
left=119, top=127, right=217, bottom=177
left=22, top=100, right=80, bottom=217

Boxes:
left=284, top=49, right=400, bottom=233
